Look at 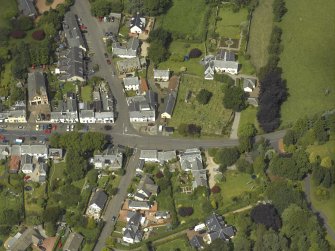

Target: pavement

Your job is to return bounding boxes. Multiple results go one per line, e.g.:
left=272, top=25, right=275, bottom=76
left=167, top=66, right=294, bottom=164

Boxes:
left=230, top=112, right=240, bottom=139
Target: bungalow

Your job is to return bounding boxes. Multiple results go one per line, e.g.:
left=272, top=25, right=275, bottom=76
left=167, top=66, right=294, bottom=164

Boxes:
left=243, top=78, right=256, bottom=93
left=203, top=213, right=235, bottom=244
left=161, top=91, right=176, bottom=119
left=112, top=37, right=140, bottom=58
left=157, top=150, right=177, bottom=164
left=139, top=150, right=158, bottom=162
left=153, top=69, right=170, bottom=82
left=135, top=174, right=158, bottom=200
left=123, top=211, right=144, bottom=244
left=18, top=0, right=37, bottom=18
left=128, top=200, right=151, bottom=211
left=63, top=232, right=84, bottom=251
left=27, top=72, right=49, bottom=106
left=63, top=12, right=87, bottom=51
left=92, top=148, right=123, bottom=170
left=155, top=211, right=170, bottom=220
left=86, top=189, right=108, bottom=220
left=123, top=76, right=140, bottom=91
left=130, top=13, right=146, bottom=34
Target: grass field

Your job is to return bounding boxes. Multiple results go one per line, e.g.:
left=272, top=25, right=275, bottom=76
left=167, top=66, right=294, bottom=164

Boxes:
left=216, top=6, right=248, bottom=39
left=238, top=106, right=260, bottom=135
left=25, top=184, right=47, bottom=217
left=158, top=0, right=208, bottom=40
left=0, top=0, right=17, bottom=28
left=247, top=0, right=274, bottom=71
left=168, top=75, right=233, bottom=135
left=158, top=41, right=205, bottom=76
left=279, top=0, right=335, bottom=126
left=81, top=86, right=93, bottom=102
left=307, top=139, right=335, bottom=161
left=155, top=236, right=192, bottom=251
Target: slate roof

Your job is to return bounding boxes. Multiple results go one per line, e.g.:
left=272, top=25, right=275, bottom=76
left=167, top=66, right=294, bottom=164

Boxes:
left=5, top=228, right=42, bottom=251
left=123, top=211, right=143, bottom=242
left=130, top=13, right=145, bottom=31
left=189, top=235, right=204, bottom=249
left=213, top=60, right=239, bottom=70
left=157, top=150, right=176, bottom=163
left=93, top=149, right=123, bottom=169
left=63, top=12, right=86, bottom=50
left=139, top=150, right=158, bottom=160
left=153, top=69, right=170, bottom=80
left=163, top=91, right=176, bottom=116
left=123, top=77, right=140, bottom=88
left=216, top=49, right=236, bottom=61
left=63, top=232, right=84, bottom=251
left=89, top=190, right=108, bottom=209
left=27, top=72, right=47, bottom=101
left=18, top=0, right=37, bottom=17
left=58, top=47, right=84, bottom=81
left=137, top=174, right=158, bottom=196
left=205, top=213, right=235, bottom=241
left=243, top=78, right=256, bottom=89
left=48, top=148, right=63, bottom=159
left=128, top=200, right=150, bottom=209
left=112, top=37, right=139, bottom=57
left=20, top=145, right=48, bottom=156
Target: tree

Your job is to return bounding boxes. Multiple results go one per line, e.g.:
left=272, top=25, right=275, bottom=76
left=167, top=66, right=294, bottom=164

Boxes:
left=196, top=89, right=212, bottom=105
left=43, top=206, right=63, bottom=223
left=81, top=132, right=106, bottom=152
left=321, top=156, right=333, bottom=168
left=283, top=129, right=297, bottom=146
left=312, top=165, right=325, bottom=186
left=211, top=185, right=221, bottom=194
left=189, top=48, right=202, bottom=58
left=223, top=86, right=246, bottom=112
left=273, top=0, right=287, bottom=22
left=236, top=158, right=253, bottom=174
left=65, top=149, right=87, bottom=180
left=12, top=16, right=34, bottom=31
left=203, top=238, right=233, bottom=251
left=313, top=118, right=328, bottom=143
left=148, top=41, right=169, bottom=64
left=59, top=184, right=81, bottom=207
left=202, top=201, right=213, bottom=214
left=143, top=0, right=171, bottom=16
left=214, top=147, right=240, bottom=169
left=32, top=30, right=45, bottom=41
left=250, top=204, right=281, bottom=230
left=178, top=123, right=201, bottom=137
left=91, top=0, right=113, bottom=16
left=10, top=30, right=26, bottom=39
left=178, top=207, right=194, bottom=217
left=45, top=222, right=57, bottom=236
left=322, top=170, right=332, bottom=188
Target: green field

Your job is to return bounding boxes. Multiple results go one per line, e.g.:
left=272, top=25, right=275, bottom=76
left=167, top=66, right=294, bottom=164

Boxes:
left=25, top=184, right=47, bottom=217
left=216, top=6, right=248, bottom=39
left=158, top=0, right=208, bottom=40
left=168, top=75, right=233, bottom=135
left=279, top=0, right=335, bottom=125
left=0, top=0, right=17, bottom=28
left=238, top=106, right=260, bottom=135
left=307, top=139, right=335, bottom=161
left=247, top=0, right=274, bottom=71
left=158, top=41, right=205, bottom=76
left=81, top=85, right=93, bottom=102
left=155, top=236, right=192, bottom=251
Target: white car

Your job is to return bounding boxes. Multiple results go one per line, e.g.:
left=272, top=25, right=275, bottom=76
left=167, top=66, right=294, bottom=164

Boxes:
left=36, top=125, right=39, bottom=131
left=66, top=125, right=70, bottom=132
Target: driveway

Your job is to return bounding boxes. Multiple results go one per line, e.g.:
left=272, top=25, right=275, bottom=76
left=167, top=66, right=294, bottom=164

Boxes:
left=230, top=112, right=240, bottom=139
left=205, top=151, right=220, bottom=188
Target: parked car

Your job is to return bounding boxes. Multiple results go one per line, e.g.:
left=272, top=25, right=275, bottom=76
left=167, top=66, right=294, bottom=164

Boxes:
left=0, top=125, right=7, bottom=128
left=104, top=53, right=108, bottom=58
left=18, top=125, right=23, bottom=129
left=47, top=124, right=52, bottom=129
left=36, top=125, right=40, bottom=131
left=30, top=136, right=37, bottom=141
left=112, top=216, right=116, bottom=221
left=107, top=59, right=111, bottom=65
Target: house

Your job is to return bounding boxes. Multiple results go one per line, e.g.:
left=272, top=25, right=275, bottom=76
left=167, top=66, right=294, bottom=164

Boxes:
left=50, top=93, right=79, bottom=123
left=161, top=91, right=176, bottom=119
left=79, top=109, right=96, bottom=123
left=136, top=174, right=158, bottom=200
left=86, top=189, right=108, bottom=220
left=0, top=145, right=11, bottom=159
left=139, top=150, right=158, bottom=162
left=30, top=162, right=48, bottom=183
left=155, top=211, right=170, bottom=220
left=56, top=47, right=85, bottom=82
left=112, top=37, right=140, bottom=58
left=128, top=200, right=151, bottom=211
left=92, top=148, right=123, bottom=170
left=20, top=145, right=49, bottom=159
left=123, top=211, right=144, bottom=244
left=123, top=76, right=140, bottom=91
left=49, top=148, right=63, bottom=160
left=204, top=213, right=235, bottom=244
left=87, top=89, right=115, bottom=124
left=243, top=78, right=256, bottom=92
left=204, top=61, right=215, bottom=80
left=4, top=228, right=43, bottom=251
left=136, top=159, right=145, bottom=174
left=0, top=102, right=27, bottom=123
left=189, top=235, right=205, bottom=250
left=157, top=150, right=177, bottom=164
left=27, top=72, right=49, bottom=106
left=63, top=232, right=84, bottom=251
left=63, top=12, right=87, bottom=51
left=117, top=57, right=146, bottom=74
left=179, top=148, right=208, bottom=189
left=153, top=69, right=170, bottom=82
left=21, top=154, right=33, bottom=174
left=130, top=13, right=146, bottom=34
left=9, top=156, right=20, bottom=174
left=213, top=50, right=239, bottom=75
left=18, top=0, right=37, bottom=18
left=127, top=93, right=156, bottom=122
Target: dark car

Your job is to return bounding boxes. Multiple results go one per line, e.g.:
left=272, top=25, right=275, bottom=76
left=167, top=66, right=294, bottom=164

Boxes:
left=48, top=124, right=52, bottom=129
left=104, top=125, right=112, bottom=131
left=24, top=186, right=33, bottom=191
left=107, top=59, right=111, bottom=65
left=112, top=216, right=116, bottom=221
left=30, top=136, right=37, bottom=141
left=104, top=53, right=108, bottom=58
left=18, top=125, right=24, bottom=129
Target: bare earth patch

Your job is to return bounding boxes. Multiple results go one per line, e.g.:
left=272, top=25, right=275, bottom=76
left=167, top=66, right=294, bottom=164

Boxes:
left=36, top=0, right=66, bottom=14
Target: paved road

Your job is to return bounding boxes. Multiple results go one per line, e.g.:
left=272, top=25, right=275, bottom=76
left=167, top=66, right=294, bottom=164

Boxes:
left=94, top=151, right=140, bottom=251
left=304, top=175, right=335, bottom=241
left=230, top=112, right=240, bottom=139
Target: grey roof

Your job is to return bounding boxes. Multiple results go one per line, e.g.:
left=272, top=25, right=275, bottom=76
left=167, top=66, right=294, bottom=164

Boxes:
left=145, top=91, right=157, bottom=108
left=124, top=211, right=143, bottom=242
left=136, top=159, right=145, bottom=172
left=206, top=213, right=225, bottom=232
left=63, top=12, right=86, bottom=50
left=112, top=37, right=139, bottom=57
left=123, top=77, right=140, bottom=87
left=58, top=47, right=84, bottom=81
left=18, top=0, right=37, bottom=17
left=37, top=163, right=48, bottom=182
left=89, top=190, right=108, bottom=209
left=130, top=13, right=145, bottom=31
left=157, top=151, right=176, bottom=163
left=117, top=57, right=145, bottom=73
left=27, top=72, right=47, bottom=102
left=243, top=78, right=256, bottom=89
left=179, top=148, right=203, bottom=171
left=22, top=163, right=34, bottom=173
left=155, top=211, right=170, bottom=218
left=21, top=154, right=33, bottom=165
left=216, top=49, right=236, bottom=61
left=93, top=149, right=123, bottom=169
left=6, top=228, right=42, bottom=251
left=204, top=61, right=215, bottom=80
left=63, top=232, right=84, bottom=251
left=189, top=235, right=204, bottom=249
left=213, top=60, right=239, bottom=70
left=20, top=145, right=48, bottom=156
left=80, top=109, right=94, bottom=118
left=137, top=174, right=158, bottom=196
left=163, top=92, right=176, bottom=116
left=205, top=213, right=235, bottom=241
left=140, top=150, right=158, bottom=160
left=128, top=200, right=150, bottom=209
left=49, top=148, right=63, bottom=158
left=153, top=69, right=170, bottom=80
left=192, top=169, right=208, bottom=188
left=127, top=94, right=156, bottom=120
left=134, top=192, right=148, bottom=201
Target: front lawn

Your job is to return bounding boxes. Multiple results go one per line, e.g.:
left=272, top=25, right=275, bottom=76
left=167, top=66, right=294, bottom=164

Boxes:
left=238, top=106, right=260, bottom=135
left=168, top=75, right=233, bottom=136
left=215, top=6, right=249, bottom=39
left=279, top=0, right=335, bottom=125
left=154, top=236, right=192, bottom=251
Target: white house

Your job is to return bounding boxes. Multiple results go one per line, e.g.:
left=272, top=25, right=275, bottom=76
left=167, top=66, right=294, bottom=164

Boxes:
left=79, top=110, right=96, bottom=123
left=139, top=150, right=158, bottom=162
left=130, top=13, right=145, bottom=34
left=153, top=69, right=170, bottom=82
left=128, top=200, right=151, bottom=211
left=86, top=190, right=108, bottom=220
left=123, top=77, right=140, bottom=91
left=213, top=50, right=239, bottom=75
left=123, top=212, right=144, bottom=244
left=243, top=78, right=256, bottom=92
left=161, top=92, right=176, bottom=119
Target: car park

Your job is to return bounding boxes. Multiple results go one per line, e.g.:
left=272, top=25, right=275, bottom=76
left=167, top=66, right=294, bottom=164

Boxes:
left=30, top=136, right=37, bottom=141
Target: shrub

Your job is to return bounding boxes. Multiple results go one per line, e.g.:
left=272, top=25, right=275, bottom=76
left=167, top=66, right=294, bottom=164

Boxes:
left=32, top=30, right=45, bottom=41
left=10, top=30, right=26, bottom=39
left=156, top=172, right=164, bottom=178
left=211, top=185, right=221, bottom=194
left=250, top=204, right=281, bottom=230
left=189, top=48, right=202, bottom=58
left=178, top=207, right=194, bottom=217
left=196, top=89, right=212, bottom=105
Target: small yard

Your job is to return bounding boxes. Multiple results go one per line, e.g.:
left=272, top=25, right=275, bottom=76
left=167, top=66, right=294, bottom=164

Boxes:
left=238, top=106, right=260, bottom=135
left=154, top=236, right=192, bottom=251
left=215, top=6, right=249, bottom=39
left=25, top=183, right=47, bottom=219
left=168, top=75, right=233, bottom=136
left=48, top=162, right=66, bottom=190
left=81, top=86, right=93, bottom=102
left=158, top=0, right=209, bottom=40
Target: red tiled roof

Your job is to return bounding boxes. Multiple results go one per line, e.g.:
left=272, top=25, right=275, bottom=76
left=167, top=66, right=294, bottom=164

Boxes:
left=140, top=78, right=149, bottom=93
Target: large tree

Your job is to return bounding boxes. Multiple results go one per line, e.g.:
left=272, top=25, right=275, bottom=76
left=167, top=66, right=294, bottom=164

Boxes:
left=223, top=86, right=246, bottom=112
left=250, top=204, right=281, bottom=230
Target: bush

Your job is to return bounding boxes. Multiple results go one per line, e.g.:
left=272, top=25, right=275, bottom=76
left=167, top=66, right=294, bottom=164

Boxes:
left=178, top=207, right=194, bottom=217
left=189, top=48, right=202, bottom=58
left=178, top=123, right=202, bottom=137
left=211, top=185, right=221, bottom=194
left=10, top=30, right=26, bottom=39
left=196, top=89, right=212, bottom=105
left=156, top=172, right=164, bottom=178
left=32, top=30, right=45, bottom=41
